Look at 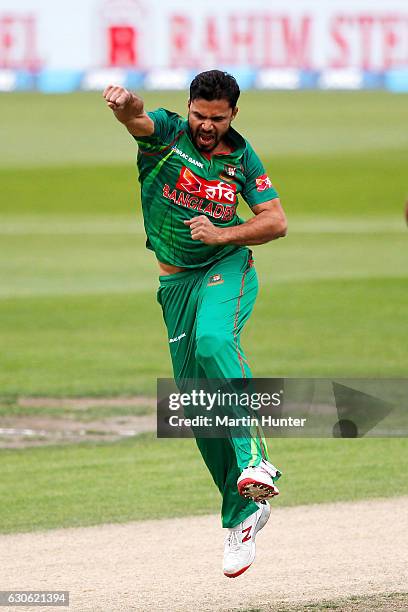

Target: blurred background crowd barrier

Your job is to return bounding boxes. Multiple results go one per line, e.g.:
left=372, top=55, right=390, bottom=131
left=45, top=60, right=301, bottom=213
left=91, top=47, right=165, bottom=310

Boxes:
left=1, top=0, right=408, bottom=93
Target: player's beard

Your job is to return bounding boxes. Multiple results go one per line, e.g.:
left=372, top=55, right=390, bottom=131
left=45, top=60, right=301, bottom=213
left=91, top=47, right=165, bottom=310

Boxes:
left=191, top=127, right=221, bottom=152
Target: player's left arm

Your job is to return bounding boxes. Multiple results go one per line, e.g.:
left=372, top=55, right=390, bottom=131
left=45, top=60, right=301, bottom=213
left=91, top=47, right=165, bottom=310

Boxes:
left=184, top=199, right=287, bottom=246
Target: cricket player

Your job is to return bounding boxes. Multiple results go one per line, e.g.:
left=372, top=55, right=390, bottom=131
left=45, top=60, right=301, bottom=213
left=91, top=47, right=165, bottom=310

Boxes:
left=103, top=70, right=287, bottom=578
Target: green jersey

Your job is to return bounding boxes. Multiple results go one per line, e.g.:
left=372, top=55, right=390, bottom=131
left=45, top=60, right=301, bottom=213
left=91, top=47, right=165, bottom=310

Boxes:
left=134, top=108, right=279, bottom=268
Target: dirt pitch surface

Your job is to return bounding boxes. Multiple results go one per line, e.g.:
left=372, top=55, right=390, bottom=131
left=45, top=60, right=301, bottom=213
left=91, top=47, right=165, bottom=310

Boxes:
left=1, top=497, right=408, bottom=612
left=0, top=397, right=156, bottom=447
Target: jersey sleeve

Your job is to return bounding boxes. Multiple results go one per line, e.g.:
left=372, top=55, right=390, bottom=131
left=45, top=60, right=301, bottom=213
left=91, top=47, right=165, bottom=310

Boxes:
left=241, top=141, right=279, bottom=207
left=133, top=108, right=183, bottom=151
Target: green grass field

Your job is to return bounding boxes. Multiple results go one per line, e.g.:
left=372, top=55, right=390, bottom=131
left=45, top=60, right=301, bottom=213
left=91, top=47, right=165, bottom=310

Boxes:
left=0, top=91, right=407, bottom=533
left=1, top=435, right=408, bottom=534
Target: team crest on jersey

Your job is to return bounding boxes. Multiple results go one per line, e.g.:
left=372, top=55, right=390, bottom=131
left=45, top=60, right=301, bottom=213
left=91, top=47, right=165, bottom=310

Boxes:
left=220, top=164, right=238, bottom=182
left=225, top=164, right=237, bottom=177
left=207, top=273, right=224, bottom=286
left=256, top=174, right=273, bottom=191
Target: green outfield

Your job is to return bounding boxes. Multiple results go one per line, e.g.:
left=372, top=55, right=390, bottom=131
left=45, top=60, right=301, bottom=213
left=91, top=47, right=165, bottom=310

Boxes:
left=0, top=91, right=407, bottom=533
left=1, top=436, right=408, bottom=534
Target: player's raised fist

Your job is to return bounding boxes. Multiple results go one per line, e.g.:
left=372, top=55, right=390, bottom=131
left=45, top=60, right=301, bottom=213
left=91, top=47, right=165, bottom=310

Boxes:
left=102, top=85, right=153, bottom=135
left=103, top=85, right=132, bottom=110
left=102, top=84, right=146, bottom=127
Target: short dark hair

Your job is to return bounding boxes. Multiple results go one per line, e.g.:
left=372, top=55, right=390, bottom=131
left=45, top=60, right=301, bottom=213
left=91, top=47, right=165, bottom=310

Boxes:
left=189, top=70, right=240, bottom=108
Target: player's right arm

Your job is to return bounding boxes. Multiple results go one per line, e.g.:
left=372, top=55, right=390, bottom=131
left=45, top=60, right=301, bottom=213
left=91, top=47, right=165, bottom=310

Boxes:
left=103, top=85, right=154, bottom=137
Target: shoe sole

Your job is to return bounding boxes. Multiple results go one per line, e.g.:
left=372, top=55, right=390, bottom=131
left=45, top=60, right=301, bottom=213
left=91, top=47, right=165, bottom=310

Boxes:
left=237, top=478, right=279, bottom=502
left=224, top=563, right=252, bottom=578
left=223, top=503, right=271, bottom=578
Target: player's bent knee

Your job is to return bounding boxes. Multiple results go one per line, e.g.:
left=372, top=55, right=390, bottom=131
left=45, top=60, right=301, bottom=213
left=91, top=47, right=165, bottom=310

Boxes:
left=195, top=332, right=233, bottom=362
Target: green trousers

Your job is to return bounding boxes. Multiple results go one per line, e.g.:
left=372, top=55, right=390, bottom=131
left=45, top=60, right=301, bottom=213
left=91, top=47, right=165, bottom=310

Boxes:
left=157, top=247, right=269, bottom=527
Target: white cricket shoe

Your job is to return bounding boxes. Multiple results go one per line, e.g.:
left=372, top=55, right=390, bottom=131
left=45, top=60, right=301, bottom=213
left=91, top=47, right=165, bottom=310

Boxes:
left=237, top=459, right=281, bottom=502
left=223, top=501, right=270, bottom=578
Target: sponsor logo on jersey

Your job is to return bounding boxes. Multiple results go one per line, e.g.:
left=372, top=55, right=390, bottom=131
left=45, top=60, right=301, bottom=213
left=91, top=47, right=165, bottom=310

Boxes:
left=176, top=166, right=236, bottom=205
left=169, top=332, right=186, bottom=343
left=162, top=184, right=236, bottom=221
left=172, top=146, right=204, bottom=169
left=255, top=174, right=273, bottom=192
left=207, top=273, right=224, bottom=286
